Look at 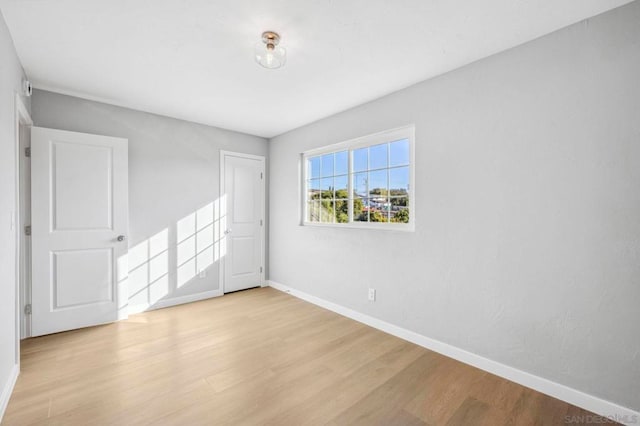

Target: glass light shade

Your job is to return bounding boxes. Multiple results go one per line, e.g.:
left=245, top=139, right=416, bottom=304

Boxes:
left=255, top=43, right=286, bottom=69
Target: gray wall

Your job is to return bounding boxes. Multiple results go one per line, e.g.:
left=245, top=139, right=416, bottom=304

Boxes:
left=269, top=2, right=640, bottom=411
left=32, top=90, right=268, bottom=311
left=0, top=9, right=29, bottom=414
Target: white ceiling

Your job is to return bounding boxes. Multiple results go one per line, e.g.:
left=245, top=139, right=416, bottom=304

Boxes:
left=0, top=0, right=633, bottom=138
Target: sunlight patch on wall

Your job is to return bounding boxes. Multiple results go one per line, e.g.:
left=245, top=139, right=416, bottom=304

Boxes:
left=116, top=197, right=227, bottom=314
left=128, top=228, right=170, bottom=307
left=177, top=196, right=227, bottom=288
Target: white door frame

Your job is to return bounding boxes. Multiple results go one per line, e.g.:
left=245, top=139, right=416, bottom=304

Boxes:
left=219, top=150, right=266, bottom=293
left=14, top=93, right=32, bottom=359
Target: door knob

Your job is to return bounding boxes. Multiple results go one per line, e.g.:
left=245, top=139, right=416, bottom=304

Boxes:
left=117, top=235, right=126, bottom=242
left=224, top=229, right=232, bottom=235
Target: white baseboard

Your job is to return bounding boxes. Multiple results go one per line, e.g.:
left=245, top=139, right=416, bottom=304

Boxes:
left=0, top=364, right=19, bottom=423
left=128, top=289, right=223, bottom=315
left=267, top=280, right=639, bottom=425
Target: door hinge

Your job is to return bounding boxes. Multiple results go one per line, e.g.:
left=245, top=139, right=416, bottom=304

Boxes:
left=24, top=304, right=31, bottom=315
left=260, top=266, right=263, bottom=273
left=260, top=172, right=263, bottom=180
left=24, top=225, right=31, bottom=236
left=25, top=147, right=31, bottom=157
left=260, top=219, right=263, bottom=226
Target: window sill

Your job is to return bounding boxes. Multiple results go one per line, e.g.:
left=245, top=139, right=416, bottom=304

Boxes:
left=301, top=221, right=415, bottom=232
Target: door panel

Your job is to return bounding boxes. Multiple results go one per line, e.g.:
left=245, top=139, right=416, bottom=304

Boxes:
left=222, top=153, right=264, bottom=293
left=231, top=237, right=256, bottom=275
left=232, top=167, right=256, bottom=224
left=31, top=127, right=128, bottom=337
left=53, top=142, right=113, bottom=230
left=53, top=248, right=113, bottom=308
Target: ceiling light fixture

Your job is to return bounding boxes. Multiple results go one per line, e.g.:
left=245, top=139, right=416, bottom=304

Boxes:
left=255, top=31, right=286, bottom=69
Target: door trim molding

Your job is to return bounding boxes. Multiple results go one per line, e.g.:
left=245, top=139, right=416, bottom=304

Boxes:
left=14, top=93, right=32, bottom=351
left=219, top=151, right=266, bottom=294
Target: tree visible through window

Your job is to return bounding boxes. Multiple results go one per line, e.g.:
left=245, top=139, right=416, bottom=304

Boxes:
left=306, top=150, right=349, bottom=223
left=304, top=126, right=413, bottom=229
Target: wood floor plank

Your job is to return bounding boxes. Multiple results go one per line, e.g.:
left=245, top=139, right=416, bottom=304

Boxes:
left=328, top=352, right=445, bottom=425
left=445, top=397, right=493, bottom=426
left=2, top=287, right=613, bottom=425
left=403, top=357, right=486, bottom=424
left=264, top=341, right=425, bottom=425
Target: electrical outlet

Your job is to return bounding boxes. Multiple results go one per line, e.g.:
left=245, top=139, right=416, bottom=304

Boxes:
left=368, top=288, right=376, bottom=302
left=199, top=269, right=207, bottom=278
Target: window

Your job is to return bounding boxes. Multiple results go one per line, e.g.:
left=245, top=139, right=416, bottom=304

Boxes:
left=303, top=126, right=414, bottom=230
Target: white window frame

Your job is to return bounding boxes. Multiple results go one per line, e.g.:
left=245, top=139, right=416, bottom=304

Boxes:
left=301, top=125, right=415, bottom=231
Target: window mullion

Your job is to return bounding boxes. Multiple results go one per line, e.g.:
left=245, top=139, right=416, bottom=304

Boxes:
left=348, top=150, right=353, bottom=223
left=303, top=156, right=307, bottom=224
left=366, top=147, right=370, bottom=222
left=387, top=143, right=391, bottom=222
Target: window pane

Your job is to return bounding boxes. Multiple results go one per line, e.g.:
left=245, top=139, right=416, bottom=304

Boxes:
left=307, top=179, right=320, bottom=200
left=307, top=201, right=320, bottom=222
left=320, top=177, right=333, bottom=198
left=391, top=197, right=409, bottom=223
left=381, top=198, right=392, bottom=222
left=368, top=169, right=388, bottom=197
left=353, top=172, right=367, bottom=198
left=334, top=199, right=348, bottom=223
left=390, top=139, right=410, bottom=167
left=335, top=151, right=348, bottom=175
left=369, top=197, right=389, bottom=222
left=321, top=153, right=334, bottom=177
left=389, top=166, right=409, bottom=196
left=369, top=196, right=384, bottom=211
left=390, top=196, right=409, bottom=208
left=369, top=143, right=388, bottom=170
left=353, top=198, right=369, bottom=222
left=334, top=175, right=348, bottom=199
left=320, top=199, right=335, bottom=223
left=370, top=209, right=389, bottom=222
left=308, top=156, right=320, bottom=179
left=353, top=147, right=368, bottom=172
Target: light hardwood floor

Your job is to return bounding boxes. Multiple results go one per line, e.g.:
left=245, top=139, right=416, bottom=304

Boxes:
left=4, top=287, right=611, bottom=425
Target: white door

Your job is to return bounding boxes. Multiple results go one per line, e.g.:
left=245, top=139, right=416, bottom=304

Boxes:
left=221, top=152, right=265, bottom=293
left=31, top=127, right=128, bottom=337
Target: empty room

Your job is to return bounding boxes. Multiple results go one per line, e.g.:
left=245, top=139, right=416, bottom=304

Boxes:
left=1, top=0, right=639, bottom=425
